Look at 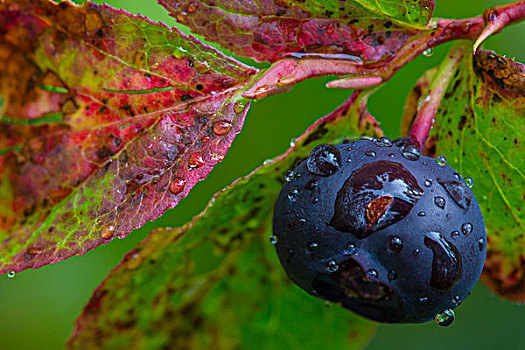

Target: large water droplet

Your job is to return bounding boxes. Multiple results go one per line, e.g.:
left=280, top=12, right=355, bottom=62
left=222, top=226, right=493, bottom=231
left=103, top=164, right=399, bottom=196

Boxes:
left=434, top=196, right=445, bottom=209
left=170, top=177, right=186, bottom=195
left=388, top=236, right=404, bottom=253
left=462, top=222, right=473, bottom=235
left=326, top=259, right=339, bottom=273
left=270, top=235, right=278, bottom=244
left=465, top=177, right=474, bottom=188
left=101, top=225, right=115, bottom=240
left=7, top=270, right=15, bottom=278
left=306, top=144, right=341, bottom=177
left=423, top=48, right=434, bottom=57
left=437, top=178, right=471, bottom=209
left=233, top=100, right=247, bottom=114
left=435, top=309, right=455, bottom=326
left=437, top=156, right=447, bottom=166
left=212, top=120, right=232, bottom=135
left=402, top=145, right=420, bottom=161
left=331, top=161, right=424, bottom=238
left=375, top=137, right=392, bottom=147
left=424, top=232, right=462, bottom=292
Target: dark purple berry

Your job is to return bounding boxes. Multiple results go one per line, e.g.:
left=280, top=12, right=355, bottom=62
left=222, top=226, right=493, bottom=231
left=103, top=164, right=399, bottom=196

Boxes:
left=272, top=138, right=486, bottom=324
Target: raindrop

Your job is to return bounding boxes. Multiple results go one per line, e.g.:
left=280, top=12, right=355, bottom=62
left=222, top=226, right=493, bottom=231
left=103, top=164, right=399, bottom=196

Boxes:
left=375, top=137, right=392, bottom=147
left=478, top=238, right=485, bottom=251
left=344, top=243, right=356, bottom=255
left=402, top=145, right=420, bottom=161
left=387, top=270, right=398, bottom=281
left=365, top=150, right=376, bottom=157
left=307, top=144, right=341, bottom=177
left=425, top=232, right=462, bottom=292
left=326, top=259, right=339, bottom=273
left=286, top=249, right=294, bottom=262
left=419, top=296, right=428, bottom=303
left=307, top=242, right=319, bottom=252
left=289, top=139, right=296, bottom=147
left=451, top=231, right=460, bottom=239
left=189, top=152, right=205, bottom=168
left=170, top=177, right=186, bottom=195
left=270, top=235, right=278, bottom=244
left=436, top=156, right=447, bottom=166
left=388, top=236, right=404, bottom=253
left=284, top=170, right=295, bottom=182
left=413, top=249, right=420, bottom=256
left=312, top=198, right=319, bottom=204
left=424, top=179, right=433, bottom=187
left=212, top=120, right=232, bottom=135
left=418, top=211, right=426, bottom=217
left=446, top=214, right=452, bottom=220
left=365, top=269, right=378, bottom=280
left=346, top=157, right=352, bottom=163
left=101, top=225, right=115, bottom=240
left=434, top=196, right=445, bottom=209
left=305, top=179, right=319, bottom=190
left=288, top=189, right=299, bottom=202
left=435, top=309, right=455, bottom=326
left=7, top=270, right=15, bottom=278
left=423, top=48, right=434, bottom=57
left=452, top=295, right=461, bottom=305
left=233, top=100, right=247, bottom=114
left=462, top=222, right=473, bottom=235
left=465, top=177, right=474, bottom=188
left=297, top=217, right=307, bottom=225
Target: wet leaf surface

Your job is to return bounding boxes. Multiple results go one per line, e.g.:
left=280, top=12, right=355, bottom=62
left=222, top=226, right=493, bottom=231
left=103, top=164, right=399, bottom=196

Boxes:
left=159, top=0, right=434, bottom=62
left=0, top=0, right=256, bottom=274
left=68, top=90, right=383, bottom=349
left=415, top=44, right=525, bottom=301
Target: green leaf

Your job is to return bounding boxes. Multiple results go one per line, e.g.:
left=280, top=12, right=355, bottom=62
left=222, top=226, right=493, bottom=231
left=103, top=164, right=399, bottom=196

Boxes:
left=68, top=91, right=383, bottom=349
left=0, top=0, right=256, bottom=274
left=425, top=43, right=525, bottom=302
left=159, top=0, right=434, bottom=62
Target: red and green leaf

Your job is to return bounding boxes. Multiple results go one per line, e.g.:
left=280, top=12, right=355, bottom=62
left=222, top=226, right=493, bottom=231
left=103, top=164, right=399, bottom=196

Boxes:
left=406, top=42, right=525, bottom=302
left=68, top=90, right=383, bottom=349
left=0, top=0, right=257, bottom=274
left=159, top=0, right=435, bottom=63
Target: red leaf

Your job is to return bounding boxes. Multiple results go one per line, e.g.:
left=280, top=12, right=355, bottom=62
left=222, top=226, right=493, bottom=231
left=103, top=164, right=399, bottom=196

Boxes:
left=0, top=0, right=256, bottom=274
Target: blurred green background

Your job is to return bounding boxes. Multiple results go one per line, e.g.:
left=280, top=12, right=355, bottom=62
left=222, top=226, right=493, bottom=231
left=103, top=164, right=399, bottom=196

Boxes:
left=1, top=0, right=524, bottom=349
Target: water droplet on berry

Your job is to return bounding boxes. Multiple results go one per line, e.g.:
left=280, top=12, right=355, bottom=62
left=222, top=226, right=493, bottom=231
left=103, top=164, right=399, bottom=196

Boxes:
left=423, top=48, right=434, bottom=57
left=435, top=309, right=455, bottom=326
left=365, top=269, right=378, bottom=280
left=424, top=179, right=433, bottom=187
left=344, top=243, right=356, bottom=255
left=478, top=238, right=485, bottom=251
left=284, top=170, right=295, bottom=182
left=437, top=178, right=471, bottom=209
left=419, top=296, right=428, bottom=303
left=402, top=145, right=420, bottom=161
left=288, top=189, right=299, bottom=202
left=365, top=150, right=376, bottom=157
left=437, top=156, right=447, bottom=166
left=462, top=222, right=473, bottom=235
left=434, top=196, right=445, bottom=209
left=424, top=232, right=462, bottom=292
left=7, top=270, right=15, bottom=278
left=304, top=179, right=319, bottom=190
left=326, top=259, right=339, bottom=272
left=413, top=249, right=420, bottom=256
left=170, top=177, right=186, bottom=195
left=451, top=231, right=460, bottom=239
left=465, top=177, right=474, bottom=188
left=307, top=242, right=319, bottom=252
left=212, top=120, right=232, bottom=135
left=452, top=295, right=461, bottom=305
left=306, top=144, right=341, bottom=177
left=387, top=270, right=398, bottom=281
left=297, top=217, right=307, bottom=225
left=418, top=211, right=426, bottom=217
left=270, top=235, right=278, bottom=244
left=389, top=236, right=404, bottom=253
left=446, top=214, right=452, bottom=220
left=375, top=137, right=392, bottom=147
